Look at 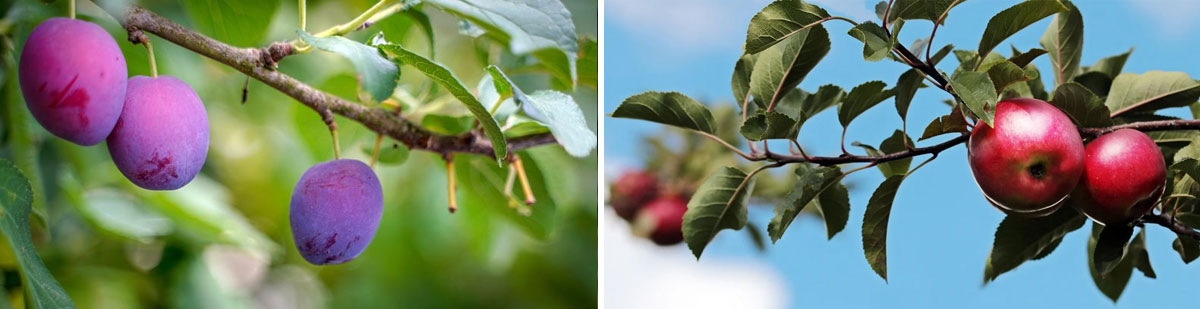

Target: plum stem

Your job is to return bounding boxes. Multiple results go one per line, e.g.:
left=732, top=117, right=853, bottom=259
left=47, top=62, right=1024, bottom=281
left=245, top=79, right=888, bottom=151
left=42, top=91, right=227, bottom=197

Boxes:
left=291, top=0, right=399, bottom=54
left=512, top=157, right=536, bottom=206
left=369, top=134, right=383, bottom=167
left=298, top=0, right=306, bottom=32
left=143, top=39, right=158, bottom=77
left=503, top=164, right=518, bottom=207
left=69, top=0, right=76, bottom=19
left=446, top=156, right=457, bottom=213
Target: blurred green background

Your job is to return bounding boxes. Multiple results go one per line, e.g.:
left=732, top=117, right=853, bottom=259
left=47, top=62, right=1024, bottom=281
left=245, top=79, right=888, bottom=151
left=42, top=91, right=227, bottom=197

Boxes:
left=0, top=0, right=598, bottom=307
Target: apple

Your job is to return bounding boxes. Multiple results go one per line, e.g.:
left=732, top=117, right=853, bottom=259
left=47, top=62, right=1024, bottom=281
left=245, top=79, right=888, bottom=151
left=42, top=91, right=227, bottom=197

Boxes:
left=1072, top=129, right=1166, bottom=225
left=967, top=98, right=1085, bottom=217
left=633, top=195, right=687, bottom=245
left=609, top=170, right=659, bottom=221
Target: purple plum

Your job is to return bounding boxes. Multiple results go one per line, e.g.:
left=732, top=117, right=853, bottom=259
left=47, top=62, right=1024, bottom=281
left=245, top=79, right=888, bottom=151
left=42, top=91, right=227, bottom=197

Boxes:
left=107, top=76, right=209, bottom=190
left=19, top=18, right=128, bottom=145
left=289, top=159, right=383, bottom=265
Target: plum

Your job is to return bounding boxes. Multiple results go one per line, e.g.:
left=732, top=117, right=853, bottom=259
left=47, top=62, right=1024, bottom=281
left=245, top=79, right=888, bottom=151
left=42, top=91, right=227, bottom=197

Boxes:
left=107, top=76, right=208, bottom=190
left=19, top=18, right=128, bottom=145
left=289, top=159, right=383, bottom=265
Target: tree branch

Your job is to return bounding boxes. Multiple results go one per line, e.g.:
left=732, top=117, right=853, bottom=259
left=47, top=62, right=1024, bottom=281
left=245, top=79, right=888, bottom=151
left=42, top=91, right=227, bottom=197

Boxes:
left=1079, top=119, right=1200, bottom=137
left=1140, top=211, right=1200, bottom=240
left=112, top=5, right=555, bottom=158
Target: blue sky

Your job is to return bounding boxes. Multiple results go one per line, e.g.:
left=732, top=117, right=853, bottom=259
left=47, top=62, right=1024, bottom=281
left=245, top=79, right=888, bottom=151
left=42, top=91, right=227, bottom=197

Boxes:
left=604, top=0, right=1200, bottom=308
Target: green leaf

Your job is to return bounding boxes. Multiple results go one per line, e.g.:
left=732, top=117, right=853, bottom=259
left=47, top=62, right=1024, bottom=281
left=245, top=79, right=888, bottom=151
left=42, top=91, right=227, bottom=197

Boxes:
left=1026, top=63, right=1051, bottom=100
left=894, top=69, right=924, bottom=124
left=1048, top=82, right=1112, bottom=128
left=1132, top=229, right=1156, bottom=279
left=816, top=179, right=850, bottom=239
left=1087, top=223, right=1137, bottom=302
left=1087, top=49, right=1134, bottom=78
left=743, top=0, right=831, bottom=54
left=683, top=166, right=757, bottom=259
left=837, top=81, right=893, bottom=127
left=741, top=112, right=798, bottom=141
left=986, top=61, right=1039, bottom=95
left=847, top=22, right=893, bottom=62
left=613, top=92, right=716, bottom=134
left=377, top=44, right=508, bottom=161
left=776, top=84, right=845, bottom=135
left=74, top=189, right=172, bottom=241
left=1072, top=71, right=1113, bottom=97
left=768, top=165, right=842, bottom=242
left=182, top=0, right=280, bottom=47
left=486, top=66, right=596, bottom=157
left=1008, top=47, right=1047, bottom=67
left=423, top=114, right=475, bottom=135
left=578, top=37, right=598, bottom=89
left=299, top=31, right=399, bottom=102
left=0, top=159, right=73, bottom=308
left=1105, top=71, right=1200, bottom=117
left=1039, top=0, right=1083, bottom=86
left=983, top=206, right=1085, bottom=282
left=361, top=140, right=411, bottom=165
left=930, top=44, right=955, bottom=65
left=1093, top=224, right=1134, bottom=276
left=749, top=26, right=831, bottom=109
left=424, top=0, right=579, bottom=85
left=1172, top=235, right=1199, bottom=263
left=863, top=175, right=905, bottom=282
left=746, top=223, right=767, bottom=252
left=948, top=71, right=998, bottom=125
left=977, top=0, right=1066, bottom=66
left=919, top=106, right=969, bottom=141
left=732, top=53, right=759, bottom=107
left=855, top=131, right=915, bottom=178
left=884, top=0, right=966, bottom=24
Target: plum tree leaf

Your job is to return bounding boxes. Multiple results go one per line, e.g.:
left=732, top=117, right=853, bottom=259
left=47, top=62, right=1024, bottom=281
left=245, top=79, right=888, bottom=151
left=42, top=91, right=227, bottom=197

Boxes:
left=423, top=0, right=579, bottom=85
left=948, top=71, right=998, bottom=125
left=743, top=0, right=831, bottom=54
left=0, top=159, right=74, bottom=308
left=486, top=66, right=596, bottom=157
left=377, top=44, right=507, bottom=162
left=1049, top=82, right=1112, bottom=128
left=768, top=165, right=842, bottom=242
left=837, top=81, right=893, bottom=127
left=299, top=31, right=399, bottom=103
left=749, top=26, right=831, bottom=109
left=863, top=175, right=905, bottom=282
left=977, top=0, right=1066, bottom=67
left=1105, top=71, right=1200, bottom=117
left=1039, top=0, right=1083, bottom=86
left=684, top=167, right=757, bottom=259
left=847, top=22, right=892, bottom=62
left=983, top=206, right=1085, bottom=282
left=1087, top=223, right=1138, bottom=302
left=613, top=92, right=716, bottom=134
left=182, top=0, right=279, bottom=47
left=741, top=112, right=798, bottom=141
left=578, top=37, right=598, bottom=89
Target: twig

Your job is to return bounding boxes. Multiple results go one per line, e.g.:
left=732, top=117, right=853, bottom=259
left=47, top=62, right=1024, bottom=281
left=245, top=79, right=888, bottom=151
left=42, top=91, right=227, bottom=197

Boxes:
left=1079, top=119, right=1200, bottom=137
left=1141, top=211, right=1200, bottom=240
left=106, top=5, right=556, bottom=158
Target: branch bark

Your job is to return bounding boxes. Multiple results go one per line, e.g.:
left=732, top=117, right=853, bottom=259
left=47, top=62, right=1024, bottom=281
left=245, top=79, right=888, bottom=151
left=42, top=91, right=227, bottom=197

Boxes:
left=113, top=5, right=556, bottom=158
left=1141, top=211, right=1200, bottom=241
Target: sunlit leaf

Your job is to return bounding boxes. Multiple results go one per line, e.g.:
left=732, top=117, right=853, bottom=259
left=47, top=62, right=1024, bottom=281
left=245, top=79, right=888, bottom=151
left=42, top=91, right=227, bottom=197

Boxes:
left=977, top=0, right=1066, bottom=67
left=684, top=166, right=756, bottom=259
left=613, top=92, right=716, bottom=134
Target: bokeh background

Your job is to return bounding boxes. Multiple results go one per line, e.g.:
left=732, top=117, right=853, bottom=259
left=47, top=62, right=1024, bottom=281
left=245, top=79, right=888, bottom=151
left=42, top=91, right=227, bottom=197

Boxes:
left=605, top=0, right=1199, bottom=308
left=0, top=0, right=597, bottom=307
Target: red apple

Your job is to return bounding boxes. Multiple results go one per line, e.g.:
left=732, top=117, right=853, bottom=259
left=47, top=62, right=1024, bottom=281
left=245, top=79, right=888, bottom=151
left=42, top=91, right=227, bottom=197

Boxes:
left=609, top=170, right=659, bottom=221
left=1072, top=129, right=1166, bottom=225
left=633, top=195, right=687, bottom=245
left=967, top=98, right=1085, bottom=217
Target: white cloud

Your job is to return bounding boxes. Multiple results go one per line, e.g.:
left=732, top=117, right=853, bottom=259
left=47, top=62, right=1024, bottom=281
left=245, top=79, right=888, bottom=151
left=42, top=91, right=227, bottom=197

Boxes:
left=603, top=210, right=788, bottom=309
left=1128, top=0, right=1200, bottom=37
